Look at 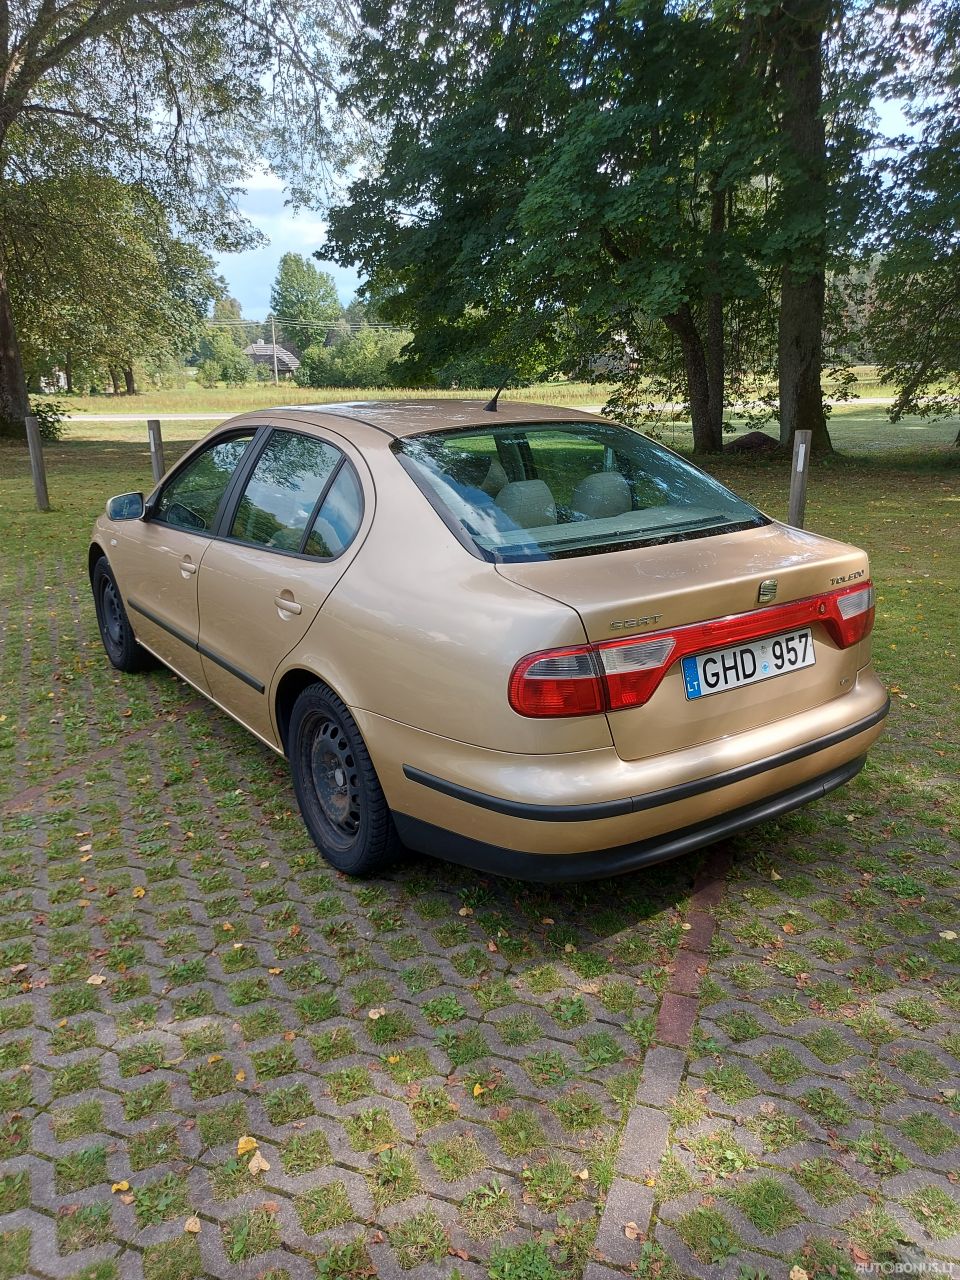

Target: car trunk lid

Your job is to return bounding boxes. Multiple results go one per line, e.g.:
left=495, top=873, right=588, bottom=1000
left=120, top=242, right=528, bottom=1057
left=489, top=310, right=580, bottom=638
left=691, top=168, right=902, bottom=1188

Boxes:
left=497, top=522, right=871, bottom=761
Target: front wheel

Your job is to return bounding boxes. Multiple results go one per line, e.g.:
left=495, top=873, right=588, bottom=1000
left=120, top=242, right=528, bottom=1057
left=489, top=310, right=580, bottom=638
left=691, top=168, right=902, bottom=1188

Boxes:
left=288, top=683, right=400, bottom=876
left=92, top=558, right=154, bottom=673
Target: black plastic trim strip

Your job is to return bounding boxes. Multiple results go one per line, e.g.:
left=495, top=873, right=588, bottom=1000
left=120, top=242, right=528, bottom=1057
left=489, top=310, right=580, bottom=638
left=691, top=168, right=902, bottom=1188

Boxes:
left=393, top=755, right=868, bottom=883
left=402, top=697, right=889, bottom=823
left=128, top=598, right=195, bottom=650
left=128, top=598, right=264, bottom=693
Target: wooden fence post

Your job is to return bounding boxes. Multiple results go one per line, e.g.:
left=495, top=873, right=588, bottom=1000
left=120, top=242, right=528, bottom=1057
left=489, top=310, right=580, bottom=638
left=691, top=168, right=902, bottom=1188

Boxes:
left=147, top=418, right=165, bottom=483
left=787, top=429, right=812, bottom=528
left=24, top=415, right=51, bottom=512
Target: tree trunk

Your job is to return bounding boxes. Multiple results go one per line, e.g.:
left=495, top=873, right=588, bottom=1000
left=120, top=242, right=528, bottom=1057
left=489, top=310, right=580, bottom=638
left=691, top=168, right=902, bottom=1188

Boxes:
left=664, top=304, right=723, bottom=453
left=123, top=367, right=136, bottom=396
left=0, top=262, right=29, bottom=440
left=704, top=188, right=726, bottom=447
left=109, top=368, right=121, bottom=396
left=775, top=0, right=833, bottom=455
left=64, top=352, right=73, bottom=394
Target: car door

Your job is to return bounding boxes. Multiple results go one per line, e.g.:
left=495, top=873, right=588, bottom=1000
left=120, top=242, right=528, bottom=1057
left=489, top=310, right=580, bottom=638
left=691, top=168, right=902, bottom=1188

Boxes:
left=196, top=428, right=368, bottom=745
left=112, top=431, right=258, bottom=691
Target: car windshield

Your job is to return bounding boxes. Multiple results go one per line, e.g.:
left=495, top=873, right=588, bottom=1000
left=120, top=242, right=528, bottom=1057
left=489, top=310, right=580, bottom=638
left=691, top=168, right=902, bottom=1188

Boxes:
left=394, top=421, right=768, bottom=562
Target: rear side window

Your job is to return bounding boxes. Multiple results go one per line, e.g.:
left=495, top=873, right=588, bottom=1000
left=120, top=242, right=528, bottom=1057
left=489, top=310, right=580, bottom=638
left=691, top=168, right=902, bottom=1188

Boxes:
left=395, top=421, right=767, bottom=561
left=155, top=433, right=255, bottom=532
left=303, top=464, right=364, bottom=558
left=230, top=431, right=341, bottom=551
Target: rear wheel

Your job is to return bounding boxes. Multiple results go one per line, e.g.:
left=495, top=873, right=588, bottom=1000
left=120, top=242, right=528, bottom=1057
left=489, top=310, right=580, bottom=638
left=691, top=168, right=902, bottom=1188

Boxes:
left=288, top=683, right=400, bottom=876
left=92, top=558, right=154, bottom=673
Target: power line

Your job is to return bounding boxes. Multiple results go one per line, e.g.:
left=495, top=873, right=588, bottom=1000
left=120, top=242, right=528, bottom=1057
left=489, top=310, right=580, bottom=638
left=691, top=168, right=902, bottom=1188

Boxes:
left=206, top=316, right=403, bottom=332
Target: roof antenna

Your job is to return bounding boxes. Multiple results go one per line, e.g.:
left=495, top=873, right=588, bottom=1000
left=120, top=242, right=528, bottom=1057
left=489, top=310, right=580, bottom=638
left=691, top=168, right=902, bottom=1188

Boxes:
left=484, top=379, right=509, bottom=412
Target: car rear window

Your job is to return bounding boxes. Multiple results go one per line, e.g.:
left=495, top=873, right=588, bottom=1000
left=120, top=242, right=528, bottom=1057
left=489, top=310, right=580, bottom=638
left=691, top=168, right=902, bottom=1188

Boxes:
left=394, top=421, right=767, bottom=561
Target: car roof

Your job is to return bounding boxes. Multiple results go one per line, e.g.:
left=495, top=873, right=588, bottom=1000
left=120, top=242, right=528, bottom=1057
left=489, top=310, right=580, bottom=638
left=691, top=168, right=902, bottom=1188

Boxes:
left=272, top=399, right=608, bottom=440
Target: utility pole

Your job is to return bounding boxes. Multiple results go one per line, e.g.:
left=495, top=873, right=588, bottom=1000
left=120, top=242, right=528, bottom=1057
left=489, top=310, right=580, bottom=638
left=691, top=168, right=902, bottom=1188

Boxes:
left=270, top=316, right=279, bottom=386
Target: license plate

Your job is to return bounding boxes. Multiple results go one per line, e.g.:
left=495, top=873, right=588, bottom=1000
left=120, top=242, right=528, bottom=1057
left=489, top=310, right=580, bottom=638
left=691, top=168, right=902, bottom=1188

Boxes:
left=681, top=628, right=815, bottom=700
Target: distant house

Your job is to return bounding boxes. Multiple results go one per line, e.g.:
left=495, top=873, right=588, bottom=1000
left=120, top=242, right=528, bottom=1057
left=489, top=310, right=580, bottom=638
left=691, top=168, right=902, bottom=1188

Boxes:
left=243, top=342, right=301, bottom=377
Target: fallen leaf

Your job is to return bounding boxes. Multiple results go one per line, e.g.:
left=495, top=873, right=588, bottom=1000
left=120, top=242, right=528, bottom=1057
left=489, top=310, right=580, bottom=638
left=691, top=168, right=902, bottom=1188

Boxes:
left=111, top=1181, right=130, bottom=1193
left=788, top=1268, right=809, bottom=1280
left=368, top=1007, right=386, bottom=1020
left=268, top=967, right=282, bottom=975
left=120, top=1193, right=135, bottom=1205
left=623, top=1221, right=641, bottom=1240
left=207, top=1054, right=222, bottom=1065
left=86, top=974, right=106, bottom=986
left=781, top=922, right=797, bottom=934
left=450, top=1248, right=469, bottom=1261
left=247, top=1151, right=270, bottom=1176
left=680, top=922, right=692, bottom=931
left=458, top=906, right=473, bottom=916
left=235, top=1069, right=246, bottom=1082
left=9, top=964, right=28, bottom=975
left=261, top=1201, right=278, bottom=1213
left=131, top=886, right=146, bottom=899
left=184, top=1215, right=202, bottom=1234
left=644, top=1177, right=655, bottom=1187
left=541, top=917, right=555, bottom=925
left=387, top=1055, right=400, bottom=1065
left=79, top=854, right=92, bottom=863
left=221, top=922, right=234, bottom=932
left=770, top=869, right=782, bottom=881
left=487, top=940, right=498, bottom=952
left=473, top=1083, right=485, bottom=1097
left=564, top=943, right=575, bottom=953
left=282, top=1030, right=296, bottom=1041
left=237, top=1135, right=259, bottom=1156
left=576, top=1168, right=589, bottom=1180
left=851, top=1245, right=870, bottom=1264
left=939, top=930, right=958, bottom=941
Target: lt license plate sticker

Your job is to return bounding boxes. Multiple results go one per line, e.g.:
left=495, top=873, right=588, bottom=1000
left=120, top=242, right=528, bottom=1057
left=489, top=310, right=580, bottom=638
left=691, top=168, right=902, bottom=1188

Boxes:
left=681, top=628, right=815, bottom=700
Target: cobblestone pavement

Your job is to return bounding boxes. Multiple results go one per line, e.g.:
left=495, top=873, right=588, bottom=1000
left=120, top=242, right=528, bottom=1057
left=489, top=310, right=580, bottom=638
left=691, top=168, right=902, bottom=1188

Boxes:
left=1, top=510, right=959, bottom=1280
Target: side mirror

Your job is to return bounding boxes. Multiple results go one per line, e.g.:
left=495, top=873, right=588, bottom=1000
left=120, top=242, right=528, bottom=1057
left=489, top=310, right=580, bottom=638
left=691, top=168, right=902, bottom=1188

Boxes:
left=106, top=492, right=145, bottom=521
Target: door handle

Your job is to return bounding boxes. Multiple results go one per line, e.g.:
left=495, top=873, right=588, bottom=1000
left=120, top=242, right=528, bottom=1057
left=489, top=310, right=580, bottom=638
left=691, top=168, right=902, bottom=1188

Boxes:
left=275, top=593, right=302, bottom=615
left=179, top=558, right=197, bottom=576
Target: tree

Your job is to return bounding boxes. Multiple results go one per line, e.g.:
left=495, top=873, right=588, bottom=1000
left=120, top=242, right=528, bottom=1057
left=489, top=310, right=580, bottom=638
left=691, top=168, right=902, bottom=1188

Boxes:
left=867, top=2, right=960, bottom=445
left=0, top=0, right=356, bottom=437
left=327, top=0, right=782, bottom=453
left=6, top=174, right=222, bottom=394
left=269, top=253, right=342, bottom=350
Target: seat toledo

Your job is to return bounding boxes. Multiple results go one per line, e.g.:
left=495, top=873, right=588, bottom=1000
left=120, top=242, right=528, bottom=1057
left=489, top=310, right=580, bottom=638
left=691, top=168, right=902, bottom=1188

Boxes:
left=89, top=401, right=888, bottom=880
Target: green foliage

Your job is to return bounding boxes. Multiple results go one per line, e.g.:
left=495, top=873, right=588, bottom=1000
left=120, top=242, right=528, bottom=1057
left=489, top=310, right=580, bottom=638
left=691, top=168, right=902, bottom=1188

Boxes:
left=30, top=398, right=66, bottom=441
left=296, top=325, right=410, bottom=388
left=270, top=254, right=342, bottom=349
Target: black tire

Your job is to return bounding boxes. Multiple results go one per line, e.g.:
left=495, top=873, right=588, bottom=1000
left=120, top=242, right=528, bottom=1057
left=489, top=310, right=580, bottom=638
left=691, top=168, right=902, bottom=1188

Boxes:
left=288, top=683, right=400, bottom=876
left=92, top=558, right=154, bottom=673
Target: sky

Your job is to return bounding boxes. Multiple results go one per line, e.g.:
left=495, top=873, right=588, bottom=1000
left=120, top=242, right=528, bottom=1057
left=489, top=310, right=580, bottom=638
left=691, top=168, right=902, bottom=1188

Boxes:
left=213, top=170, right=362, bottom=319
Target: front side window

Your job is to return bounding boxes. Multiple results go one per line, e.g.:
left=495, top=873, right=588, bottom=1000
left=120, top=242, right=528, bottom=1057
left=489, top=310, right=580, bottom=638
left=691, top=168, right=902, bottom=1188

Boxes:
left=230, top=431, right=342, bottom=551
left=155, top=433, right=255, bottom=532
left=395, top=422, right=767, bottom=562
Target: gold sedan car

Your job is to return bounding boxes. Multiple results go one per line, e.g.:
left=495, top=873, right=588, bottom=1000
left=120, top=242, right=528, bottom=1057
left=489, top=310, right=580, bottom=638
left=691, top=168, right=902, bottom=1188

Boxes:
left=90, top=401, right=888, bottom=880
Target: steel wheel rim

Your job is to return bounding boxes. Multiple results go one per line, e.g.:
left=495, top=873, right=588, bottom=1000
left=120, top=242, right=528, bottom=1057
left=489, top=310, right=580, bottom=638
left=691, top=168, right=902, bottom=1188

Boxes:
left=101, top=580, right=124, bottom=646
left=309, top=715, right=362, bottom=841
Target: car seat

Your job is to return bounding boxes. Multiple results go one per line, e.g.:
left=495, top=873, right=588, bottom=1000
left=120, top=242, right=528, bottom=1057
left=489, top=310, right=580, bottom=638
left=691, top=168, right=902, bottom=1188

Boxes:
left=571, top=471, right=633, bottom=519
left=495, top=479, right=557, bottom=527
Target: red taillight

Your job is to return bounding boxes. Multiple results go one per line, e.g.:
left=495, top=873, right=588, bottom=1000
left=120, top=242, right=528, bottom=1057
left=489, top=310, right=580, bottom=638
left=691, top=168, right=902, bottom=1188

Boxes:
left=507, top=645, right=605, bottom=717
left=508, top=580, right=874, bottom=718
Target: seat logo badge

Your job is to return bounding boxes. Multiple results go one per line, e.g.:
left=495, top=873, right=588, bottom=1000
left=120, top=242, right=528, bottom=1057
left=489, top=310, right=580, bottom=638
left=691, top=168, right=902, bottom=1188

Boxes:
left=758, top=578, right=778, bottom=604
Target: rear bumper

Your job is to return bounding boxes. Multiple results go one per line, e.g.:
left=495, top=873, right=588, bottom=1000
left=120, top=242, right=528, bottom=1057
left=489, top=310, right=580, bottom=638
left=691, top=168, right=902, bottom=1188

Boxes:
left=357, top=669, right=889, bottom=865
left=394, top=752, right=869, bottom=882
